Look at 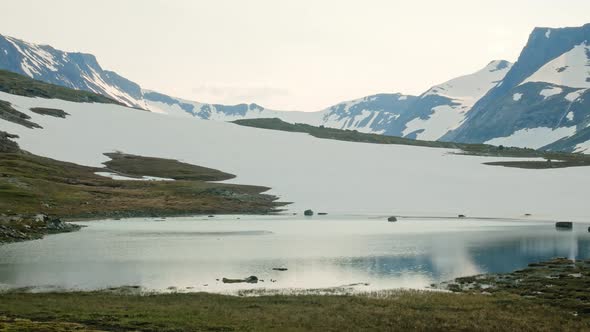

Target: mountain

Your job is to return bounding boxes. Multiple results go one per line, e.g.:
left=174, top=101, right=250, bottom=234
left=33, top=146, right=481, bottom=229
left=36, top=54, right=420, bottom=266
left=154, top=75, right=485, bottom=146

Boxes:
left=2, top=27, right=589, bottom=152
left=443, top=24, right=590, bottom=149
left=315, top=60, right=512, bottom=139
left=0, top=33, right=512, bottom=140
left=0, top=34, right=294, bottom=119
left=0, top=35, right=147, bottom=109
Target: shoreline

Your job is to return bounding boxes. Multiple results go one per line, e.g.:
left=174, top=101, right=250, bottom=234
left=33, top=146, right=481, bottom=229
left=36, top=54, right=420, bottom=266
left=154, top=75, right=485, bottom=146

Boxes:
left=0, top=258, right=588, bottom=331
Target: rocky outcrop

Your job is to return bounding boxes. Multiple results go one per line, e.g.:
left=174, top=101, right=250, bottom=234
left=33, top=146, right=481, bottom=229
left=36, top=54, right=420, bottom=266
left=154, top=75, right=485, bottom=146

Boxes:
left=0, top=213, right=82, bottom=244
left=0, top=131, right=20, bottom=153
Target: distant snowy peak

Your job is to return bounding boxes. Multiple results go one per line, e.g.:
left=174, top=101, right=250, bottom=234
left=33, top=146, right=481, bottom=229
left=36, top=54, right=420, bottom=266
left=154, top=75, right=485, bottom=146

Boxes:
left=0, top=34, right=147, bottom=109
left=423, top=60, right=513, bottom=106
left=521, top=42, right=590, bottom=88
left=319, top=93, right=417, bottom=133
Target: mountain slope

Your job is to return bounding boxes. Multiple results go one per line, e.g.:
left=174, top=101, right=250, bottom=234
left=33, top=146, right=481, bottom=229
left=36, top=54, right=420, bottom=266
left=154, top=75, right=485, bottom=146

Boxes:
left=443, top=24, right=590, bottom=148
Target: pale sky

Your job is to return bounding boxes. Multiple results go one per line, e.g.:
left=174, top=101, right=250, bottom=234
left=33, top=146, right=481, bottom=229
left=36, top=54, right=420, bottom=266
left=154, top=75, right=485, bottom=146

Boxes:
left=1, top=0, right=589, bottom=111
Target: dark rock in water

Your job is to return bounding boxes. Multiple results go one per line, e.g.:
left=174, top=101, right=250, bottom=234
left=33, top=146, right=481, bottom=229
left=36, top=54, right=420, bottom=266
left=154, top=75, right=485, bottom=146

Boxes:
left=318, top=212, right=328, bottom=216
left=273, top=268, right=288, bottom=271
left=555, top=221, right=573, bottom=229
left=388, top=216, right=398, bottom=222
left=222, top=276, right=259, bottom=284
left=458, top=214, right=466, bottom=218
left=304, top=209, right=314, bottom=216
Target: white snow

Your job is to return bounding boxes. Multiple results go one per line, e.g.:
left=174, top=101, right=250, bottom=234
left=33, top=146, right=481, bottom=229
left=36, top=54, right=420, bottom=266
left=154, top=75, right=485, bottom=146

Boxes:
left=574, top=141, right=590, bottom=154
left=565, top=89, right=586, bottom=102
left=485, top=126, right=576, bottom=149
left=408, top=60, right=512, bottom=140
left=1, top=92, right=590, bottom=221
left=545, top=29, right=552, bottom=38
left=95, top=172, right=174, bottom=182
left=402, top=105, right=466, bottom=140
left=539, top=86, right=563, bottom=99
left=566, top=112, right=574, bottom=121
left=423, top=60, right=513, bottom=107
left=398, top=95, right=408, bottom=100
left=521, top=42, right=590, bottom=88
left=513, top=93, right=523, bottom=101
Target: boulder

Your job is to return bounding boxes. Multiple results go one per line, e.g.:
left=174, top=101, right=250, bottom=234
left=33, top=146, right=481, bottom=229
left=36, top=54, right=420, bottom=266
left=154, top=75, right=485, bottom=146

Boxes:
left=222, top=276, right=259, bottom=284
left=388, top=216, right=398, bottom=222
left=272, top=268, right=288, bottom=271
left=458, top=214, right=466, bottom=218
left=304, top=209, right=314, bottom=216
left=555, top=222, right=573, bottom=229
left=318, top=212, right=328, bottom=216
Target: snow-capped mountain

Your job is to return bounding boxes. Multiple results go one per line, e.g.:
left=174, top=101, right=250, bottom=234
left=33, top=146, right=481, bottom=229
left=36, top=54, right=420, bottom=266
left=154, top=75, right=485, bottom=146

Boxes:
left=317, top=60, right=512, bottom=140
left=0, top=34, right=293, bottom=119
left=0, top=35, right=147, bottom=109
left=317, top=93, right=417, bottom=134
left=443, top=24, right=590, bottom=150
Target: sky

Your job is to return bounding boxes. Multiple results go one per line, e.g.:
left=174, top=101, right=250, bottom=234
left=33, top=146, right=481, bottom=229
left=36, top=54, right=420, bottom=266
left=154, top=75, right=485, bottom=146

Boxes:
left=1, top=0, right=589, bottom=111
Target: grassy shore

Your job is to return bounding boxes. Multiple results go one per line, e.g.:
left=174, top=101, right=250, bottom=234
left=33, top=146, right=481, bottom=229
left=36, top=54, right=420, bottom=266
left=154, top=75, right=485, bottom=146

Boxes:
left=0, top=291, right=587, bottom=331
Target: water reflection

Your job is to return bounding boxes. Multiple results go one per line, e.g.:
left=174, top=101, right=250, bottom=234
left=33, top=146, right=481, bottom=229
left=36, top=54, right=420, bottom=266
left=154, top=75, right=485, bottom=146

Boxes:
left=0, top=216, right=588, bottom=293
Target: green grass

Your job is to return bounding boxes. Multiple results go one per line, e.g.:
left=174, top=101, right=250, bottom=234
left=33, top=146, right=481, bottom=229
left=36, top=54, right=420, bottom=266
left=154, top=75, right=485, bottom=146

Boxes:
left=0, top=150, right=283, bottom=219
left=0, top=69, right=119, bottom=105
left=103, top=152, right=235, bottom=182
left=0, top=291, right=587, bottom=331
left=234, top=118, right=590, bottom=169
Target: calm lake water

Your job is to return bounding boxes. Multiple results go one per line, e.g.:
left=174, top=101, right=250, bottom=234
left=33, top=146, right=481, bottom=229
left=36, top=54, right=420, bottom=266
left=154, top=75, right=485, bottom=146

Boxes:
left=0, top=215, right=589, bottom=293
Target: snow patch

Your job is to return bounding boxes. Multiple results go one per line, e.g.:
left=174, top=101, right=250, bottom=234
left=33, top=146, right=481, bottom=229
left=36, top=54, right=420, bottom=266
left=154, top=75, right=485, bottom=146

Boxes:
left=539, top=86, right=563, bottom=99
left=485, top=126, right=576, bottom=149
left=566, top=112, right=574, bottom=121
left=513, top=93, right=523, bottom=101
left=521, top=42, right=590, bottom=88
left=565, top=89, right=585, bottom=102
left=402, top=105, right=466, bottom=141
left=545, top=29, right=551, bottom=38
left=95, top=172, right=174, bottom=182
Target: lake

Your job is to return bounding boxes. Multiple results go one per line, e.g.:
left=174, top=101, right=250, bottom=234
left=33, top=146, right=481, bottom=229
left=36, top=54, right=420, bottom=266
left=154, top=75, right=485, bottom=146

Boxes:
left=0, top=215, right=588, bottom=294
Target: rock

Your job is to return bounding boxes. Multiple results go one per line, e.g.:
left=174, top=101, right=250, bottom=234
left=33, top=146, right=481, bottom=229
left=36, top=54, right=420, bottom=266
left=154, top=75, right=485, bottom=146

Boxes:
left=555, top=222, right=573, bottom=229
left=458, top=214, right=467, bottom=218
left=588, top=226, right=590, bottom=233
left=208, top=215, right=214, bottom=218
left=524, top=213, right=532, bottom=217
left=387, top=216, right=398, bottom=222
left=272, top=268, right=288, bottom=271
left=222, top=276, right=259, bottom=284
left=33, top=214, right=49, bottom=223
left=318, top=212, right=328, bottom=216
left=304, top=209, right=314, bottom=216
